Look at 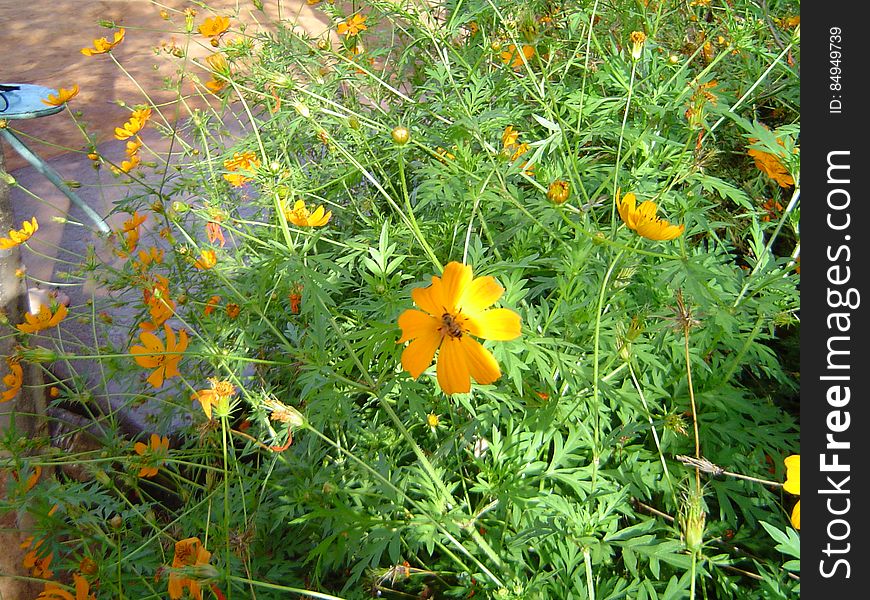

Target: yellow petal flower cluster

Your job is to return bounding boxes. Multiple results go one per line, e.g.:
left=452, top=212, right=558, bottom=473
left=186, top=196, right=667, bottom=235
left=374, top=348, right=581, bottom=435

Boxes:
left=398, top=262, right=521, bottom=395
left=617, top=192, right=685, bottom=241
left=114, top=108, right=152, bottom=141
left=0, top=217, right=38, bottom=249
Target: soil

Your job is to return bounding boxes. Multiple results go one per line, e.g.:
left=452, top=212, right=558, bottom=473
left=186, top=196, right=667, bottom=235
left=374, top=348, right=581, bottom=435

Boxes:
left=1, top=0, right=332, bottom=171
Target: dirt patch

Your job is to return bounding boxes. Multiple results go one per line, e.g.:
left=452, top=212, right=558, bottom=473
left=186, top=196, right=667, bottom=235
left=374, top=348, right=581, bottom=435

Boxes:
left=1, top=0, right=331, bottom=171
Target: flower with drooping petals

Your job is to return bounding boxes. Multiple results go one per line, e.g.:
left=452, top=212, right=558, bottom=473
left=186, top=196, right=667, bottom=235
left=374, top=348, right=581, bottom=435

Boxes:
left=168, top=537, right=213, bottom=600
left=206, top=218, right=225, bottom=247
left=617, top=191, right=685, bottom=241
left=284, top=200, right=331, bottom=227
left=41, top=85, right=79, bottom=107
left=130, top=323, right=189, bottom=388
left=17, top=303, right=68, bottom=334
left=111, top=153, right=141, bottom=175
left=36, top=573, right=96, bottom=600
left=81, top=29, right=125, bottom=56
left=22, top=538, right=53, bottom=579
left=337, top=14, right=368, bottom=37
left=748, top=143, right=794, bottom=188
left=783, top=454, right=800, bottom=529
left=398, top=262, right=521, bottom=395
left=2, top=357, right=23, bottom=402
left=629, top=31, right=646, bottom=60
left=191, top=378, right=236, bottom=419
left=0, top=217, right=38, bottom=250
left=134, top=433, right=169, bottom=478
left=223, top=151, right=260, bottom=187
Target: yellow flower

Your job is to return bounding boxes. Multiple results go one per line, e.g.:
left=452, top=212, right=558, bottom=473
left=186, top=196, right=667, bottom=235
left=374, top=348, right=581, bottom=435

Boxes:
left=81, top=28, right=125, bottom=56
left=629, top=31, right=647, bottom=60
left=133, top=433, right=169, bottom=478
left=168, top=537, right=212, bottom=600
left=17, top=303, right=68, bottom=334
left=617, top=191, right=685, bottom=241
left=191, top=378, right=236, bottom=419
left=112, top=153, right=141, bottom=175
left=130, top=323, right=189, bottom=388
left=398, top=262, right=521, bottom=395
left=500, top=44, right=535, bottom=69
left=2, top=357, right=23, bottom=402
left=193, top=249, right=217, bottom=270
left=37, top=573, right=96, bottom=600
left=502, top=125, right=519, bottom=149
left=41, top=85, right=79, bottom=107
left=337, top=14, right=368, bottom=37
left=748, top=143, right=795, bottom=188
left=114, top=109, right=151, bottom=141
left=783, top=454, right=800, bottom=529
left=284, top=200, right=331, bottom=227
left=198, top=16, right=230, bottom=38
left=0, top=217, right=39, bottom=249
left=223, top=151, right=260, bottom=187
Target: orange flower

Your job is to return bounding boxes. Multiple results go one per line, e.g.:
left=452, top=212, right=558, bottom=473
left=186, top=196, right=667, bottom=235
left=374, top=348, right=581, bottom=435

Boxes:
left=81, top=28, right=125, bottom=56
left=289, top=284, right=303, bottom=314
left=337, top=14, right=368, bottom=37
left=501, top=125, right=519, bottom=149
left=500, top=44, right=535, bottom=69
left=136, top=247, right=164, bottom=271
left=3, top=358, right=23, bottom=402
left=204, top=295, right=221, bottom=316
left=21, top=537, right=53, bottom=579
left=748, top=142, right=794, bottom=188
left=616, top=191, right=685, bottom=241
left=36, top=574, right=96, bottom=600
left=193, top=249, right=217, bottom=270
left=191, top=378, right=236, bottom=419
left=17, top=303, right=68, bottom=334
left=284, top=200, right=331, bottom=227
left=198, top=16, right=230, bottom=38
left=0, top=217, right=39, bottom=249
left=130, top=323, right=189, bottom=388
left=41, top=85, right=79, bottom=107
left=168, top=537, right=212, bottom=600
left=225, top=303, right=240, bottom=319
left=133, top=433, right=170, bottom=478
left=121, top=211, right=147, bottom=251
left=111, top=153, right=141, bottom=175
left=398, top=262, right=522, bottom=395
left=142, top=274, right=175, bottom=330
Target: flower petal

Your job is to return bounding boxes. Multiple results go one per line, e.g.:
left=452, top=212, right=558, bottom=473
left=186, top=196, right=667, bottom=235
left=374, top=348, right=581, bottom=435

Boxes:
left=459, top=336, right=501, bottom=385
left=465, top=308, right=521, bottom=341
left=146, top=366, right=166, bottom=388
left=411, top=276, right=448, bottom=317
left=458, top=275, right=504, bottom=316
left=440, top=262, right=472, bottom=312
left=401, top=328, right=442, bottom=379
left=436, top=336, right=471, bottom=395
left=398, top=309, right=440, bottom=343
left=790, top=499, right=800, bottom=530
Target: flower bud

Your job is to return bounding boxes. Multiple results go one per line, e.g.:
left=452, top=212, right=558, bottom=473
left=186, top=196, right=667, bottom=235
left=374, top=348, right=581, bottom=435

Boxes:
left=391, top=126, right=410, bottom=145
left=547, top=180, right=570, bottom=204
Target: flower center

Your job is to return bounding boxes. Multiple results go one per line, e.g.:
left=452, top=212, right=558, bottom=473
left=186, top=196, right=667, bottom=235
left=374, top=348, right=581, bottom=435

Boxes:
left=440, top=312, right=464, bottom=339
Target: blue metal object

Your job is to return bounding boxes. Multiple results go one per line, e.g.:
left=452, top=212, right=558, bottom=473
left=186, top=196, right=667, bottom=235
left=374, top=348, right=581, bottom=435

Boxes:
left=0, top=83, right=110, bottom=233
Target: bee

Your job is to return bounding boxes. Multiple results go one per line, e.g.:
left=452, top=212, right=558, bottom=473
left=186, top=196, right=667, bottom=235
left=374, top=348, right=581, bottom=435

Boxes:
left=441, top=311, right=464, bottom=338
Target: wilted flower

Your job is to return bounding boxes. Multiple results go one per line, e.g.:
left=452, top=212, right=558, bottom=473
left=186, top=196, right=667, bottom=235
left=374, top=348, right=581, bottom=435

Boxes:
left=629, top=31, right=647, bottom=60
